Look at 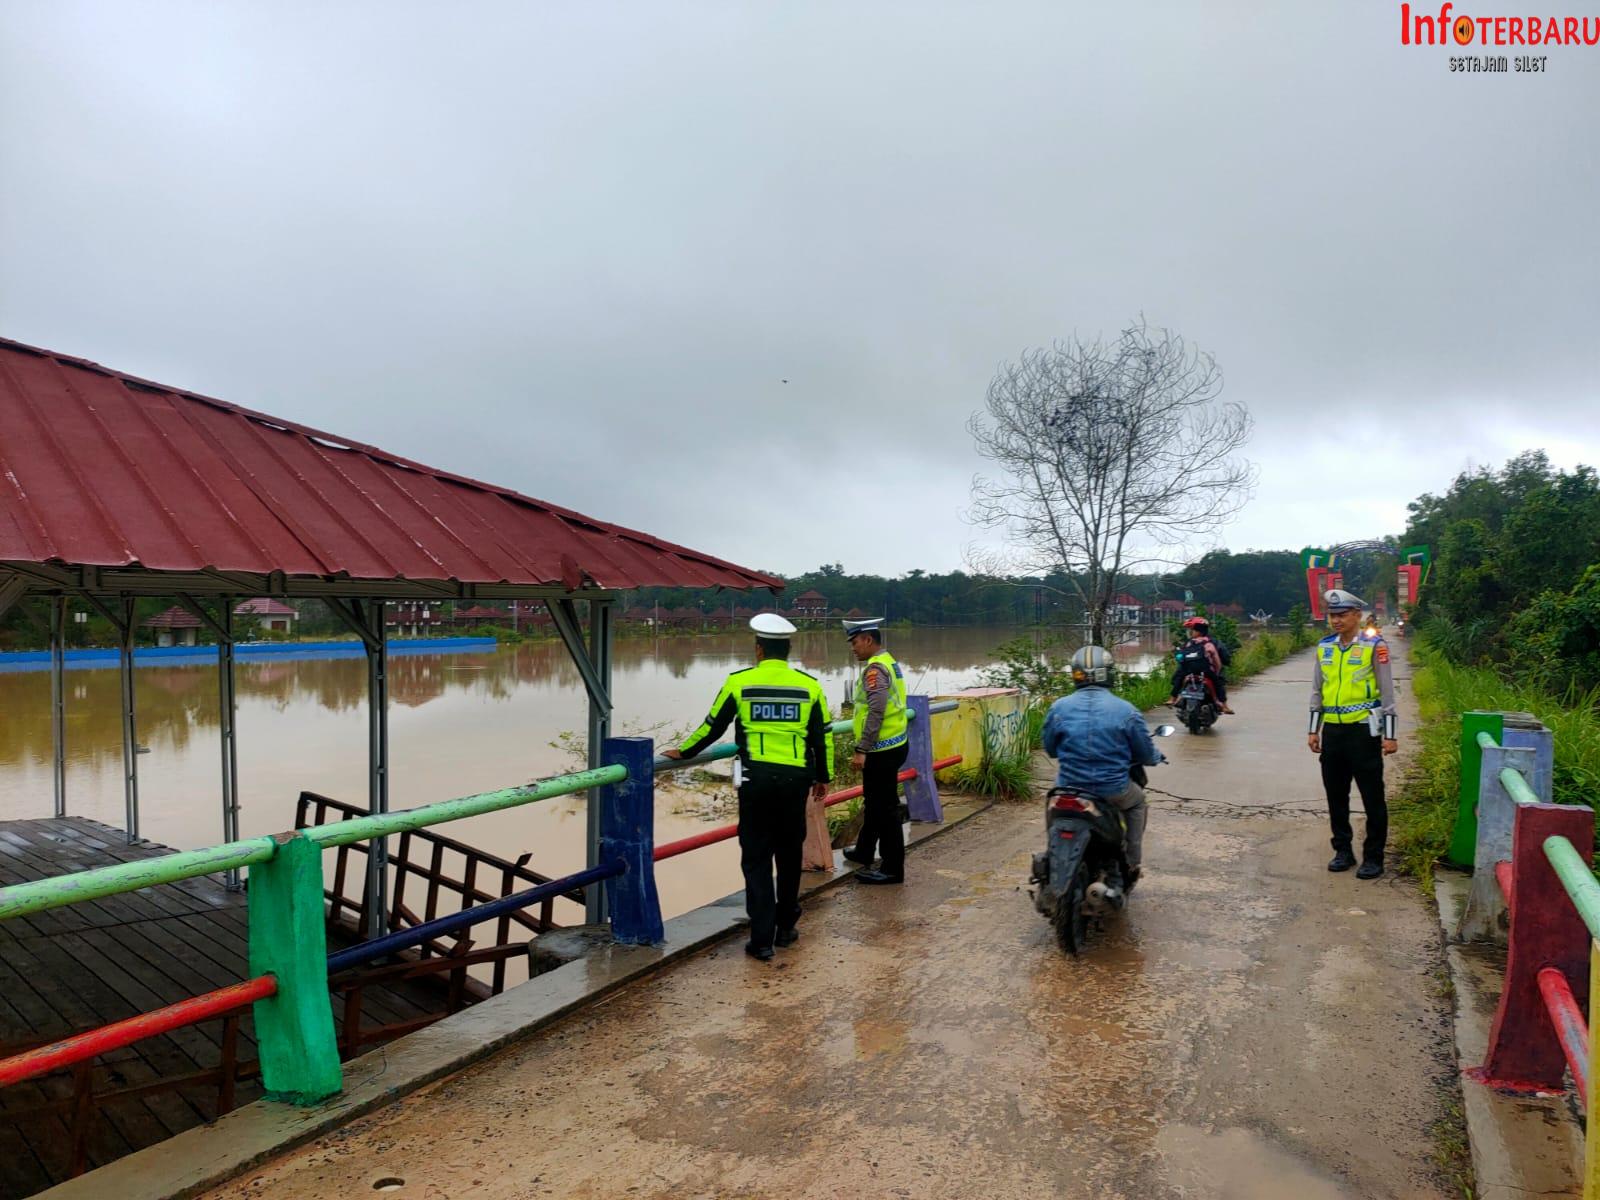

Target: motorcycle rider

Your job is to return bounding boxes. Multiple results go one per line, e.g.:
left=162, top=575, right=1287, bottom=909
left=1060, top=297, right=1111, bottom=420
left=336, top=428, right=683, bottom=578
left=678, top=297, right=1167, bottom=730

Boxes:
left=1168, top=616, right=1234, bottom=714
left=1040, top=645, right=1163, bottom=889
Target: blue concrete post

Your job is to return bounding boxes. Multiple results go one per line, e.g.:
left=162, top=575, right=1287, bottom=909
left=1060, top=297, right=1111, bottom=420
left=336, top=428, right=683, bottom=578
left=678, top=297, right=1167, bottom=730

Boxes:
left=904, top=695, right=943, bottom=823
left=600, top=737, right=664, bottom=945
left=1502, top=724, right=1554, bottom=802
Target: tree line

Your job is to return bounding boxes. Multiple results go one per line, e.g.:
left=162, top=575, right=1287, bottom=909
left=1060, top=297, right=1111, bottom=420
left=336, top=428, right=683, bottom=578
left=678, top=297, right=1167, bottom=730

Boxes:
left=624, top=551, right=1315, bottom=628
left=1405, top=449, right=1600, bottom=695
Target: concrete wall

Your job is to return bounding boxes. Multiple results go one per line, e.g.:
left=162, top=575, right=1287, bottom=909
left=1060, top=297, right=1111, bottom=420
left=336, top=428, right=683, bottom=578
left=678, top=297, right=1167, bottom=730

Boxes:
left=931, top=687, right=1026, bottom=779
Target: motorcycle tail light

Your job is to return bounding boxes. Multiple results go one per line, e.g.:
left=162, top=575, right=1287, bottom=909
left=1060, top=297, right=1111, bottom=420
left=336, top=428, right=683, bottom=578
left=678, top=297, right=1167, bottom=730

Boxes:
left=1050, top=794, right=1095, bottom=814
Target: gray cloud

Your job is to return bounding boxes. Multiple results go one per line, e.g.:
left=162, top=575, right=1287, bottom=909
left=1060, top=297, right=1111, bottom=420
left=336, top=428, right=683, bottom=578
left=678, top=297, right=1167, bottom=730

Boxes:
left=3, top=1, right=1595, bottom=578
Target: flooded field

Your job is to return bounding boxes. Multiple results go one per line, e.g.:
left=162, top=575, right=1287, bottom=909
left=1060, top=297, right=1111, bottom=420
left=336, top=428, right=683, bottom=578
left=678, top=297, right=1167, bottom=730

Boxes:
left=0, top=626, right=1169, bottom=917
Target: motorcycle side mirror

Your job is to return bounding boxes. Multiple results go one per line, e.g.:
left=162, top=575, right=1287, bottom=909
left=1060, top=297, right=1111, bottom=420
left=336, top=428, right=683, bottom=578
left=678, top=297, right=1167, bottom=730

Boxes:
left=1152, top=724, right=1177, bottom=737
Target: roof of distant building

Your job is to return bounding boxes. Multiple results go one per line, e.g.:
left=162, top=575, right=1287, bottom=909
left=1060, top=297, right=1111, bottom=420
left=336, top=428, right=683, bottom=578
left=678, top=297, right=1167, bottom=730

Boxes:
left=234, top=598, right=298, bottom=617
left=142, top=605, right=203, bottom=629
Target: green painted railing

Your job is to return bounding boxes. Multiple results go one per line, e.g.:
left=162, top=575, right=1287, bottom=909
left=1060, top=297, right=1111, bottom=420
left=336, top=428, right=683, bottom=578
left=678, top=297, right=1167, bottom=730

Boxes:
left=0, top=836, right=278, bottom=922
left=303, top=765, right=627, bottom=849
left=0, top=764, right=627, bottom=920
left=652, top=703, right=959, bottom=773
left=1546, top=835, right=1600, bottom=942
left=1471, top=727, right=1541, bottom=808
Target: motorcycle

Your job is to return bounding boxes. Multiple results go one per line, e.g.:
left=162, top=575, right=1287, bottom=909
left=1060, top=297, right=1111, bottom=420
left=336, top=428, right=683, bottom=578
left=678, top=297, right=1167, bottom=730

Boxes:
left=1029, top=725, right=1175, bottom=955
left=1174, top=671, right=1218, bottom=734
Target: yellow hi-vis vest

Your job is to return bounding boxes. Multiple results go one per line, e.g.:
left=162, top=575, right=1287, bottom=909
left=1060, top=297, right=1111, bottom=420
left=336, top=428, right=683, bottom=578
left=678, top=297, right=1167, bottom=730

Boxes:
left=680, top=658, right=834, bottom=774
left=853, top=650, right=909, bottom=752
left=1316, top=633, right=1383, bottom=724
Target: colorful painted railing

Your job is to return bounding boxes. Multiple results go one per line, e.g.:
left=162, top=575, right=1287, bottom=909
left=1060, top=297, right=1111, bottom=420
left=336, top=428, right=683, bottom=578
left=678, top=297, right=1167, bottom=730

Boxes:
left=1452, top=713, right=1600, bottom=1197
left=653, top=755, right=963, bottom=862
left=0, top=693, right=965, bottom=1116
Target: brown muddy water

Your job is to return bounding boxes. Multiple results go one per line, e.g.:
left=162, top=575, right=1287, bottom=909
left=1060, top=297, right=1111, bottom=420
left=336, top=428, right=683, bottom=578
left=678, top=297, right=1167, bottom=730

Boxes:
left=0, top=627, right=1168, bottom=919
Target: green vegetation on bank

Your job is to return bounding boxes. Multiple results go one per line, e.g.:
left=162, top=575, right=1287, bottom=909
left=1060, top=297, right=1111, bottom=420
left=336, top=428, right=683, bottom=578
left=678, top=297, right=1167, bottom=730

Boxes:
left=1390, top=637, right=1600, bottom=885
left=1385, top=450, right=1600, bottom=885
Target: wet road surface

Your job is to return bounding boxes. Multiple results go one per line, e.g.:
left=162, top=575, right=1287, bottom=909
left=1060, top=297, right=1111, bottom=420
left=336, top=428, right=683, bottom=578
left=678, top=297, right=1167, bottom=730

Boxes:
left=205, top=640, right=1458, bottom=1199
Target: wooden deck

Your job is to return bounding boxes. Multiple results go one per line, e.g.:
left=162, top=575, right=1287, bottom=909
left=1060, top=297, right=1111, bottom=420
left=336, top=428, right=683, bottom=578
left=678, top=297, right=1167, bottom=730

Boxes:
left=0, top=817, right=457, bottom=1199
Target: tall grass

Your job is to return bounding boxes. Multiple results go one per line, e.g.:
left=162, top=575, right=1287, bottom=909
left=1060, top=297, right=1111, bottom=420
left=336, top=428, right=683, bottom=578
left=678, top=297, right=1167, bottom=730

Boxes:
left=1390, top=642, right=1600, bottom=885
left=950, top=714, right=1037, bottom=801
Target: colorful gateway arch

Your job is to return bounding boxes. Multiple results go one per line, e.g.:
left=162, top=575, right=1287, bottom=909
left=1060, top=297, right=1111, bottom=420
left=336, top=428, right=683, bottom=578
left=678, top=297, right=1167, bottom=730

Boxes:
left=1299, top=542, right=1431, bottom=622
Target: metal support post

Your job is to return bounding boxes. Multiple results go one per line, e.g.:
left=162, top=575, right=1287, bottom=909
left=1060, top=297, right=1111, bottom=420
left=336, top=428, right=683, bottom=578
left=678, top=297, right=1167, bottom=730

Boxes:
left=247, top=832, right=342, bottom=1105
left=50, top=597, right=66, bottom=818
left=119, top=597, right=141, bottom=843
left=586, top=598, right=613, bottom=924
left=903, top=695, right=943, bottom=823
left=1447, top=711, right=1504, bottom=867
left=599, top=737, right=663, bottom=944
left=219, top=602, right=242, bottom=890
left=363, top=600, right=390, bottom=938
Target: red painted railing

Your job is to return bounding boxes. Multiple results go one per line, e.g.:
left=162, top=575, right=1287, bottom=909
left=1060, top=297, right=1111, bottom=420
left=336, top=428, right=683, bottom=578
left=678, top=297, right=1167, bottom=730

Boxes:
left=0, top=974, right=277, bottom=1088
left=654, top=755, right=963, bottom=862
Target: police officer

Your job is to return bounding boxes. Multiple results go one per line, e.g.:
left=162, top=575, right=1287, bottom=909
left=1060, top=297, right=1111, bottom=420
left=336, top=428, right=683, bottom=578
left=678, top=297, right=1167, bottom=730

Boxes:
left=663, top=613, right=833, bottom=961
left=1308, top=589, right=1398, bottom=879
left=840, top=617, right=910, bottom=885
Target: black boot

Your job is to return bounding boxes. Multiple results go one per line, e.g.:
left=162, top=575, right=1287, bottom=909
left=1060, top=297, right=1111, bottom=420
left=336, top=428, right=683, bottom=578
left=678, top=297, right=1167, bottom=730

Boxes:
left=1356, top=859, right=1384, bottom=880
left=1328, top=849, right=1357, bottom=872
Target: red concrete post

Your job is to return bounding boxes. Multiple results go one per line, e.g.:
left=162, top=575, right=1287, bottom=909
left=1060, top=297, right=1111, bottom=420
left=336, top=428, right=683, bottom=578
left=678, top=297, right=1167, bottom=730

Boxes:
left=1477, top=801, right=1595, bottom=1090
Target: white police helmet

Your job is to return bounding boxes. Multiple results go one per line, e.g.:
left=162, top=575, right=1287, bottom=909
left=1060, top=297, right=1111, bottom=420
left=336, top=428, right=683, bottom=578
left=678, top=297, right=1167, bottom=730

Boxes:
left=750, top=612, right=797, bottom=637
left=1324, top=589, right=1367, bottom=614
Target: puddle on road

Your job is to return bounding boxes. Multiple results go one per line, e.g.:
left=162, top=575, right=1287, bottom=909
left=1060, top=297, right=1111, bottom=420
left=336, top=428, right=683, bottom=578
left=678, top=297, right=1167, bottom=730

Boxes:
left=852, top=1015, right=909, bottom=1060
left=1157, top=1124, right=1358, bottom=1198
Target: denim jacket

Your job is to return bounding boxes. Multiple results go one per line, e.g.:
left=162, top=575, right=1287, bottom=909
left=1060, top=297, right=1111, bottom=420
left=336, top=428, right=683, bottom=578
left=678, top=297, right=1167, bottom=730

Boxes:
left=1040, top=687, right=1160, bottom=796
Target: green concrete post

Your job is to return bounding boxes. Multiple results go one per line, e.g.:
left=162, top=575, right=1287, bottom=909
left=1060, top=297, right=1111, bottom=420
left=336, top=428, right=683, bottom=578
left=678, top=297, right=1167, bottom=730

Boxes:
left=1446, top=711, right=1504, bottom=868
left=248, top=832, right=341, bottom=1105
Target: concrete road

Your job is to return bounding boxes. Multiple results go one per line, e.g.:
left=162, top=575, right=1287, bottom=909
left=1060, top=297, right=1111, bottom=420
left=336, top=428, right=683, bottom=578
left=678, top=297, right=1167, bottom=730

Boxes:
left=208, top=639, right=1460, bottom=1200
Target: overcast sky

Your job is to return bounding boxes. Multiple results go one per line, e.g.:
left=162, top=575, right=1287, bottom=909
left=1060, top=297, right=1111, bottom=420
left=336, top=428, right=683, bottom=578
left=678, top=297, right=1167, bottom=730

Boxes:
left=2, top=2, right=1596, bottom=580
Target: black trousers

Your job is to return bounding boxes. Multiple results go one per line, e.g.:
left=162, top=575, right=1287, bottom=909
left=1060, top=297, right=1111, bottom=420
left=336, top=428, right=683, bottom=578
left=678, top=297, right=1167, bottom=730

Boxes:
left=1320, top=721, right=1387, bottom=861
left=738, top=775, right=809, bottom=950
left=853, top=743, right=910, bottom=876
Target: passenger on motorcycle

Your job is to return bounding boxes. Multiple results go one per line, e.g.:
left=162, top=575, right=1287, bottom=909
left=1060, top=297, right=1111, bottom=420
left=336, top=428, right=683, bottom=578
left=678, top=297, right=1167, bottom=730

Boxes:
left=1040, top=645, right=1163, bottom=887
left=1168, top=617, right=1234, bottom=714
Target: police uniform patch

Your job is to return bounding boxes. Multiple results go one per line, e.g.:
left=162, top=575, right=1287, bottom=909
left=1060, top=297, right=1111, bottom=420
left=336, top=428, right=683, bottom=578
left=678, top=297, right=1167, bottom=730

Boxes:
left=749, top=701, right=801, bottom=722
left=865, top=666, right=887, bottom=689
left=1376, top=643, right=1390, bottom=664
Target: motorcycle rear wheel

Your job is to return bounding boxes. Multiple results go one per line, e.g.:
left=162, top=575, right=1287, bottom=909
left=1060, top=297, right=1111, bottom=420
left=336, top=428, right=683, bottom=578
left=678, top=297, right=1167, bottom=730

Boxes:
left=1052, top=862, right=1091, bottom=955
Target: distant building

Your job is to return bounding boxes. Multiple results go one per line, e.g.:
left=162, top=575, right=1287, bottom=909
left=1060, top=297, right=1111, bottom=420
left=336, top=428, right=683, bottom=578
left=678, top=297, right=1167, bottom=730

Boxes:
left=1152, top=598, right=1193, bottom=621
left=1112, top=593, right=1144, bottom=624
left=234, top=598, right=298, bottom=634
left=792, top=590, right=829, bottom=618
left=142, top=605, right=203, bottom=647
left=387, top=601, right=445, bottom=638
left=452, top=604, right=507, bottom=627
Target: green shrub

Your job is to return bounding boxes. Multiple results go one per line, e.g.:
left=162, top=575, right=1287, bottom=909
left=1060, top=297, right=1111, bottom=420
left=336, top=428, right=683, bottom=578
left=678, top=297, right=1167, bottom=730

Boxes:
left=1390, top=636, right=1600, bottom=886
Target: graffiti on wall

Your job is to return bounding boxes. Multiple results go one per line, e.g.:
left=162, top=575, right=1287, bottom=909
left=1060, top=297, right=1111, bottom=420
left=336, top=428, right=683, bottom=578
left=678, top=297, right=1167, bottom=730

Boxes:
left=982, top=707, right=1029, bottom=759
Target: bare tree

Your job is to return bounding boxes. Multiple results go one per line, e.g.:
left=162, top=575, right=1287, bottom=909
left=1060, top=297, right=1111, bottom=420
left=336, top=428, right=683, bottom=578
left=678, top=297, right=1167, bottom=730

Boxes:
left=967, top=320, right=1256, bottom=644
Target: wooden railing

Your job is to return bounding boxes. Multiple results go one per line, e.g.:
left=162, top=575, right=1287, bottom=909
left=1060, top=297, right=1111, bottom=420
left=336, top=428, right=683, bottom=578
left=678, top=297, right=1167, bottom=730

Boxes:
left=296, top=791, right=586, bottom=993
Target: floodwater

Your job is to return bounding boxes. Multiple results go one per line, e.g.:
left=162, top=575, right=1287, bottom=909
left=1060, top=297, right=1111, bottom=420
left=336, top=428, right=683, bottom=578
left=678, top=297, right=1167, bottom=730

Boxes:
left=0, top=626, right=1168, bottom=918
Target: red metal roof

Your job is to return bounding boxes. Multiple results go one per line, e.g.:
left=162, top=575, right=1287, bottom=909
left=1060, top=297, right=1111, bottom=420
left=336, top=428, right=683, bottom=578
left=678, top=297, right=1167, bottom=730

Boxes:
left=0, top=338, right=782, bottom=594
